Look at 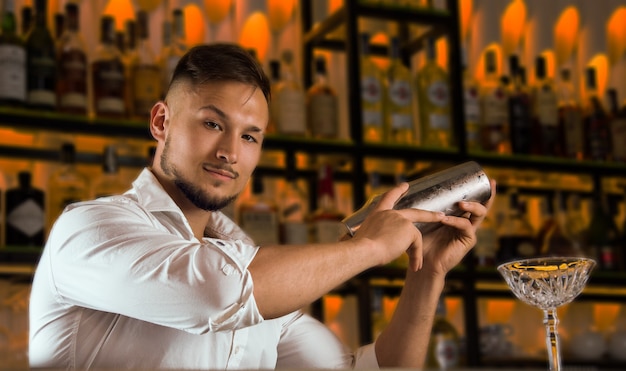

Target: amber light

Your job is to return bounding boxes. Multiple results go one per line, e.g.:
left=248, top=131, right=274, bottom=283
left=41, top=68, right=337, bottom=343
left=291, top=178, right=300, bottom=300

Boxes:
left=183, top=4, right=205, bottom=47
left=267, top=0, right=296, bottom=33
left=239, top=12, right=270, bottom=63
left=203, top=0, right=232, bottom=24
left=586, top=54, right=609, bottom=99
left=459, top=0, right=473, bottom=43
left=554, top=6, right=580, bottom=66
left=500, top=0, right=526, bottom=57
left=606, top=7, right=626, bottom=65
left=370, top=32, right=390, bottom=71
left=474, top=43, right=503, bottom=81
left=103, top=0, right=136, bottom=30
left=485, top=299, right=515, bottom=323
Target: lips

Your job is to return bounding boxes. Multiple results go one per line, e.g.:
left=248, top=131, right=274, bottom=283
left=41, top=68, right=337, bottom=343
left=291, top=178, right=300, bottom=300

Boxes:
left=203, top=165, right=237, bottom=179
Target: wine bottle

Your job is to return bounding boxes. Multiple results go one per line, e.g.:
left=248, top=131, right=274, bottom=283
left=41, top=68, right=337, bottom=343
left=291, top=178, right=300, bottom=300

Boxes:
left=130, top=10, right=161, bottom=120
left=583, top=67, right=610, bottom=161
left=5, top=171, right=45, bottom=247
left=607, top=89, right=626, bottom=162
left=507, top=55, right=532, bottom=155
left=0, top=0, right=26, bottom=106
left=307, top=56, right=338, bottom=139
left=386, top=36, right=415, bottom=145
left=426, top=293, right=462, bottom=369
left=557, top=68, right=584, bottom=160
left=416, top=37, right=452, bottom=148
left=91, top=15, right=126, bottom=118
left=56, top=2, right=87, bottom=115
left=532, top=56, right=560, bottom=156
left=359, top=33, right=385, bottom=142
left=479, top=49, right=509, bottom=153
left=25, top=0, right=57, bottom=110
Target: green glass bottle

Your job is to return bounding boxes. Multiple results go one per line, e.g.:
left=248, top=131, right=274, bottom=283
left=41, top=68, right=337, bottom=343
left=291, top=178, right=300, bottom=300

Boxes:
left=25, top=0, right=57, bottom=110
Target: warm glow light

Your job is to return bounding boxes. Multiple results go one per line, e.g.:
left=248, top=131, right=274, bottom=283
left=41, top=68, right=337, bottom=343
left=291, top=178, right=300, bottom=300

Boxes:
left=239, top=12, right=270, bottom=63
left=328, top=0, right=343, bottom=13
left=203, top=0, right=232, bottom=24
left=323, top=295, right=343, bottom=323
left=606, top=7, right=626, bottom=65
left=474, top=43, right=503, bottom=81
left=500, top=0, right=526, bottom=57
left=586, top=53, right=609, bottom=99
left=459, top=0, right=473, bottom=42
left=554, top=6, right=580, bottom=66
left=486, top=299, right=515, bottom=323
left=370, top=32, right=390, bottom=71
left=136, top=0, right=162, bottom=12
left=267, top=0, right=296, bottom=32
left=103, top=0, right=136, bottom=30
left=436, top=38, right=448, bottom=70
left=183, top=4, right=205, bottom=47
left=593, top=303, right=620, bottom=332
left=541, top=50, right=556, bottom=80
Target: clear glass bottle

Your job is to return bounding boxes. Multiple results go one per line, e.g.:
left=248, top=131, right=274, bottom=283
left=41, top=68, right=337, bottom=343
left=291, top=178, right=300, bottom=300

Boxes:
left=532, top=56, right=560, bottom=156
left=479, top=49, right=509, bottom=154
left=5, top=171, right=45, bottom=247
left=385, top=36, right=414, bottom=145
left=56, top=2, right=87, bottom=115
left=47, top=143, right=90, bottom=232
left=507, top=55, right=532, bottom=155
left=360, top=32, right=385, bottom=143
left=416, top=37, right=452, bottom=148
left=238, top=176, right=280, bottom=246
left=583, top=67, right=610, bottom=161
left=557, top=68, right=584, bottom=161
left=131, top=10, right=161, bottom=120
left=92, top=145, right=128, bottom=198
left=272, top=50, right=307, bottom=136
left=0, top=0, right=26, bottom=106
left=426, top=293, right=462, bottom=369
left=25, top=0, right=56, bottom=110
left=307, top=56, right=338, bottom=139
left=91, top=15, right=126, bottom=118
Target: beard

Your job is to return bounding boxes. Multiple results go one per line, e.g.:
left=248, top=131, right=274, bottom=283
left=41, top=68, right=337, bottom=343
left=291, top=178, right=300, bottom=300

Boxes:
left=160, top=137, right=238, bottom=212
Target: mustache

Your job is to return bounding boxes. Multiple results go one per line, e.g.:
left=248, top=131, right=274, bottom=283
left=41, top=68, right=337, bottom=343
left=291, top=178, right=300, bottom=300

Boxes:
left=203, top=163, right=239, bottom=179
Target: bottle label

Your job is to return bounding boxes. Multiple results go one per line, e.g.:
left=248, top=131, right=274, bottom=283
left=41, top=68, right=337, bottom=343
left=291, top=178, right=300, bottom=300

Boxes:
left=429, top=113, right=450, bottom=130
left=309, top=94, right=338, bottom=137
left=93, top=59, right=126, bottom=114
left=28, top=56, right=56, bottom=106
left=275, top=90, right=307, bottom=135
left=483, top=88, right=508, bottom=125
left=132, top=64, right=162, bottom=116
left=611, top=118, right=626, bottom=161
left=7, top=199, right=44, bottom=237
left=241, top=209, right=279, bottom=245
left=0, top=45, right=26, bottom=101
left=361, top=76, right=382, bottom=104
left=314, top=220, right=345, bottom=243
left=389, top=79, right=412, bottom=107
left=536, top=89, right=558, bottom=127
left=58, top=50, right=87, bottom=109
left=433, top=335, right=460, bottom=368
left=362, top=109, right=383, bottom=127
left=427, top=81, right=449, bottom=107
left=391, top=113, right=412, bottom=130
left=464, top=86, right=480, bottom=123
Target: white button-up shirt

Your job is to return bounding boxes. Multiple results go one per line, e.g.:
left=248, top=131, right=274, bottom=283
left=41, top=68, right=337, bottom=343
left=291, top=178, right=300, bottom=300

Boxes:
left=29, top=168, right=378, bottom=369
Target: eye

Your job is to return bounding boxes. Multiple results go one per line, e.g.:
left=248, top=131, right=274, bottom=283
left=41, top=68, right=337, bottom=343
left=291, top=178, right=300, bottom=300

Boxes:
left=242, top=134, right=259, bottom=143
left=205, top=121, right=222, bottom=131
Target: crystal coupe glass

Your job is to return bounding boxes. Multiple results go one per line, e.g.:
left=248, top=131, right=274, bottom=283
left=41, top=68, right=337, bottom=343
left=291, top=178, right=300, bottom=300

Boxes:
left=497, top=257, right=596, bottom=371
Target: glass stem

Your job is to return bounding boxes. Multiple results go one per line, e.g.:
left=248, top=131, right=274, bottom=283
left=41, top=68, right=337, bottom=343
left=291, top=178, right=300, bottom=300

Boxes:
left=543, top=308, right=561, bottom=371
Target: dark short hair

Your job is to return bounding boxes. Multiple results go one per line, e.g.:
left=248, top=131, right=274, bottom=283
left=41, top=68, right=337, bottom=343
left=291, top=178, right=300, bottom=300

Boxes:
left=166, top=43, right=271, bottom=103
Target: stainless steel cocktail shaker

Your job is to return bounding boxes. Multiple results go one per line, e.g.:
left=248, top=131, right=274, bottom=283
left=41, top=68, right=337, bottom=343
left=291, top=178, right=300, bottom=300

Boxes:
left=342, top=161, right=492, bottom=236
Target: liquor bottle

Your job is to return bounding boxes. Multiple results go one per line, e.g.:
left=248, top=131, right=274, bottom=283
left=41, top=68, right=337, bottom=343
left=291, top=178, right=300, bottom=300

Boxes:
left=462, top=48, right=481, bottom=152
left=5, top=171, right=45, bottom=247
left=474, top=212, right=498, bottom=268
left=20, top=5, right=32, bottom=38
left=586, top=191, right=621, bottom=271
left=385, top=36, right=415, bottom=145
left=479, top=50, right=509, bottom=154
left=536, top=193, right=577, bottom=256
left=56, top=2, right=87, bottom=115
left=47, top=143, right=89, bottom=231
left=426, top=293, right=461, bottom=369
left=507, top=55, right=532, bottom=155
left=91, top=15, right=126, bottom=118
left=272, top=50, right=307, bottom=136
left=130, top=10, right=161, bottom=120
left=371, top=287, right=387, bottom=340
left=92, top=145, right=128, bottom=198
left=25, top=0, right=57, bottom=110
left=359, top=33, right=385, bottom=142
left=53, top=12, right=64, bottom=41
left=557, top=68, right=584, bottom=161
left=160, top=9, right=186, bottom=96
left=0, top=0, right=27, bottom=106
left=278, top=171, right=309, bottom=245
left=307, top=56, right=338, bottom=139
left=310, top=164, right=345, bottom=243
left=238, top=176, right=280, bottom=246
left=122, top=19, right=137, bottom=118
left=564, top=193, right=588, bottom=254
left=532, top=56, right=560, bottom=156
left=607, top=89, right=626, bottom=162
left=416, top=37, right=452, bottom=148
left=583, top=67, right=610, bottom=161
left=496, top=190, right=537, bottom=263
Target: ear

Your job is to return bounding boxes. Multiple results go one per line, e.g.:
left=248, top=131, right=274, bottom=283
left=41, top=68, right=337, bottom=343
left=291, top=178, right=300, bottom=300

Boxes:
left=149, top=101, right=168, bottom=141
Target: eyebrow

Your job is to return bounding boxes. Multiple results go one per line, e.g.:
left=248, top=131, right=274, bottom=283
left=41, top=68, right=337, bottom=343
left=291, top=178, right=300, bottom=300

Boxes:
left=200, top=104, right=265, bottom=134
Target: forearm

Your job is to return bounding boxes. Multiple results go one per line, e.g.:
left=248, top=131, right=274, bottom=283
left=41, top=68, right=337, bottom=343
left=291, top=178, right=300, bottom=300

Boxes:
left=375, top=269, right=446, bottom=368
left=249, top=238, right=381, bottom=318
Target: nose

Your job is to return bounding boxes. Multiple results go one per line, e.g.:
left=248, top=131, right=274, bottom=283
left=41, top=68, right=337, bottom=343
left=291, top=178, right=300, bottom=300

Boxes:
left=215, top=135, right=238, bottom=164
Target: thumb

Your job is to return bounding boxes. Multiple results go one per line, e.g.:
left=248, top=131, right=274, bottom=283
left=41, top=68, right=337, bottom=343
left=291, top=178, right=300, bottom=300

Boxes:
left=374, top=182, right=409, bottom=211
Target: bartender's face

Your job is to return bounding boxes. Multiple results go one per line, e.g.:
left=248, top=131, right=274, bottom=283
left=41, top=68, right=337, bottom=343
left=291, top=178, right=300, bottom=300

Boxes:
left=152, top=79, right=268, bottom=211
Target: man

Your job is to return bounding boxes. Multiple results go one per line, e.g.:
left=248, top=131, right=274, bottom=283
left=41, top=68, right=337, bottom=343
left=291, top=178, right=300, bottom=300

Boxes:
left=29, top=43, right=496, bottom=369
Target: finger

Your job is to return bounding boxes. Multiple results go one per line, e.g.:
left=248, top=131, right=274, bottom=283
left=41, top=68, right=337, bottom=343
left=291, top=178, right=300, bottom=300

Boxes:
left=440, top=214, right=474, bottom=231
left=374, top=182, right=409, bottom=211
left=397, top=208, right=446, bottom=224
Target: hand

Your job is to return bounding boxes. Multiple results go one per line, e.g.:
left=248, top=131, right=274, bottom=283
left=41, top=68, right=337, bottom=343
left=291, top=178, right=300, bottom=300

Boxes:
left=419, top=179, right=497, bottom=276
left=352, top=182, right=446, bottom=269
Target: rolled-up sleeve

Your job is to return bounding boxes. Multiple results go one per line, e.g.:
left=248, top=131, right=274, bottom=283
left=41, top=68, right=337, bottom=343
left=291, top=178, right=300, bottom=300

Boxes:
left=46, top=199, right=263, bottom=334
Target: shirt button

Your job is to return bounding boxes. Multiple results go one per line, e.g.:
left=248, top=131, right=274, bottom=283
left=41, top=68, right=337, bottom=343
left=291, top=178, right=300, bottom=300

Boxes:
left=222, top=264, right=235, bottom=275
